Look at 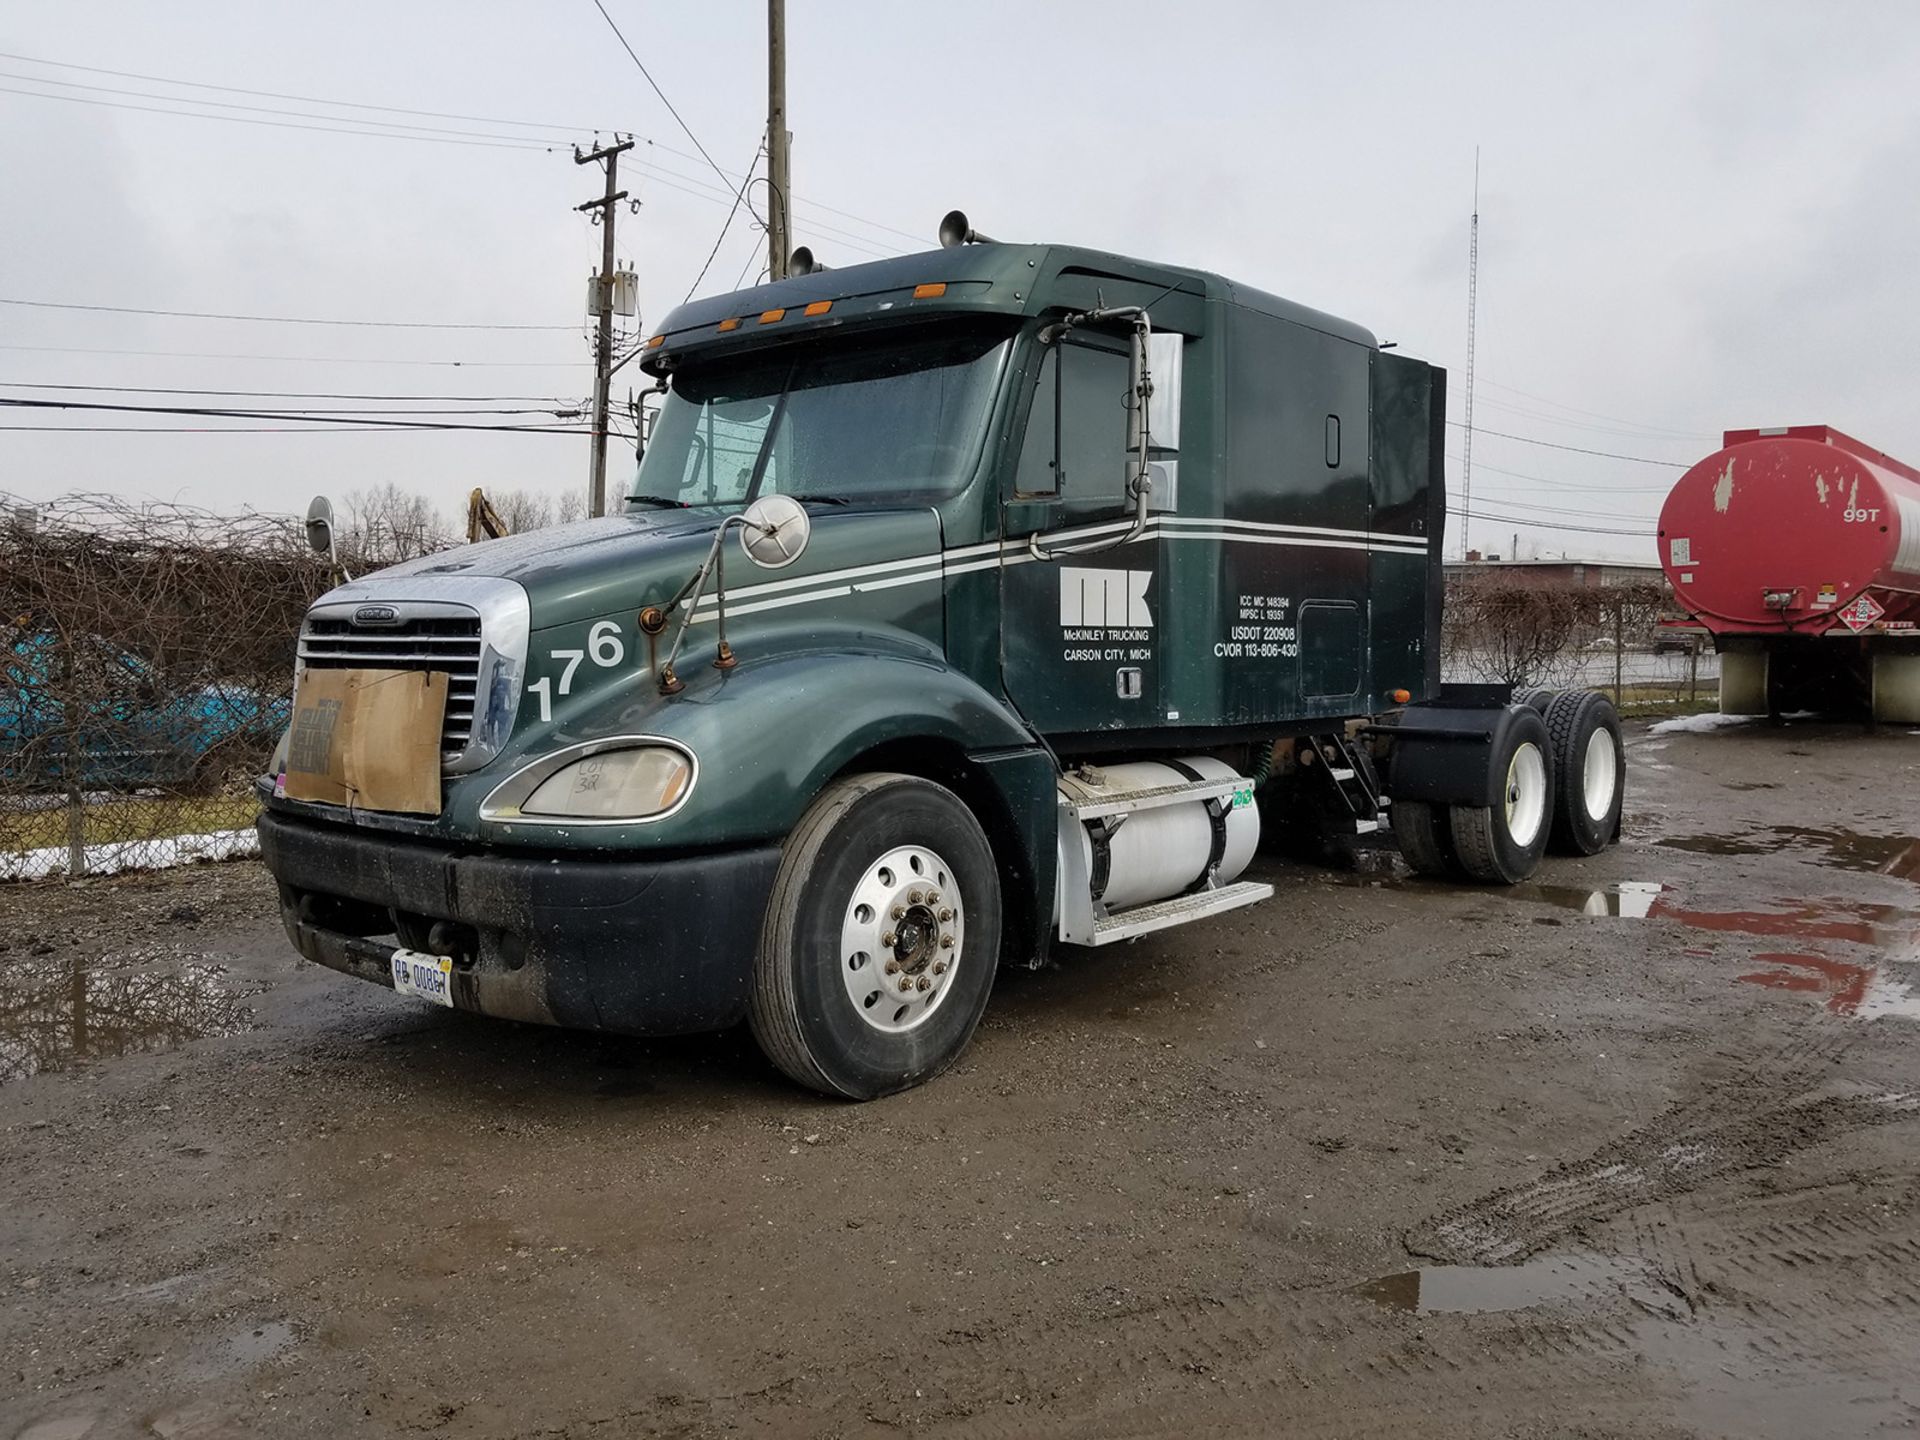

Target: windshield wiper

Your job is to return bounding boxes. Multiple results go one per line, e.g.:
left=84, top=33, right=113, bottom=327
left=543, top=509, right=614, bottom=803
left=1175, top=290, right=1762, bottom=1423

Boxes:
left=783, top=492, right=851, bottom=506
left=626, top=494, right=693, bottom=509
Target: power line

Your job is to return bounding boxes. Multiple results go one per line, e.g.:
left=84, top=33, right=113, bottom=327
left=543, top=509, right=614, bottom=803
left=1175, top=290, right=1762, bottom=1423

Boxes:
left=1444, top=452, right=1674, bottom=494
left=1448, top=505, right=1652, bottom=537
left=1, top=59, right=926, bottom=257
left=0, top=424, right=587, bottom=435
left=588, top=0, right=736, bottom=197
left=631, top=153, right=899, bottom=260
left=0, top=297, right=578, bottom=331
left=1471, top=392, right=1711, bottom=447
left=1477, top=377, right=1712, bottom=442
left=0, top=69, right=577, bottom=147
left=684, top=143, right=766, bottom=302
left=4, top=47, right=929, bottom=252
left=0, top=82, right=564, bottom=152
left=0, top=343, right=588, bottom=369
left=0, top=381, right=581, bottom=402
left=0, top=396, right=595, bottom=434
left=13, top=404, right=582, bottom=417
left=1455, top=493, right=1659, bottom=523
left=1445, top=420, right=1690, bottom=468
left=0, top=48, right=598, bottom=135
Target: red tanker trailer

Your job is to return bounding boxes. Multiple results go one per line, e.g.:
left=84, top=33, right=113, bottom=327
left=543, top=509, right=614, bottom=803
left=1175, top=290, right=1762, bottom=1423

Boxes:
left=1658, top=425, right=1920, bottom=723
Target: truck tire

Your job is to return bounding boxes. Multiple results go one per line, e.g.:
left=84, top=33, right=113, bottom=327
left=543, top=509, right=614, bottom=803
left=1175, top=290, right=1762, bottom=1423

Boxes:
left=1447, top=708, right=1553, bottom=884
left=1516, top=687, right=1557, bottom=714
left=1543, top=689, right=1625, bottom=855
left=749, top=772, right=1001, bottom=1100
left=1391, top=800, right=1459, bottom=879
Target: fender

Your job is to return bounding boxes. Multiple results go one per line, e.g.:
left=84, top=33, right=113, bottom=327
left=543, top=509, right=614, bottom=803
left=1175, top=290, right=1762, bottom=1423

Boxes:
left=1380, top=697, right=1539, bottom=809
left=474, top=637, right=1042, bottom=852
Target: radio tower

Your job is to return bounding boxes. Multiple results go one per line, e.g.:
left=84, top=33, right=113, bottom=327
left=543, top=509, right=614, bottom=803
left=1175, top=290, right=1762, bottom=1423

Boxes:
left=1461, top=148, right=1480, bottom=560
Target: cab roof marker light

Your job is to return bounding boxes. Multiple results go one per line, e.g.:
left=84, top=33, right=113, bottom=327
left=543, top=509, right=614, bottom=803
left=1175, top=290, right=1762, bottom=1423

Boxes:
left=912, top=283, right=948, bottom=299
left=760, top=308, right=787, bottom=324
left=803, top=300, right=832, bottom=317
left=645, top=334, right=666, bottom=349
left=717, top=317, right=741, bottom=332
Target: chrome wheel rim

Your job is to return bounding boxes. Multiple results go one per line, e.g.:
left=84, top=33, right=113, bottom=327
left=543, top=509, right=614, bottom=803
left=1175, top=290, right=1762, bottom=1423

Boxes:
left=1582, top=727, right=1618, bottom=823
left=1505, top=742, right=1548, bottom=849
left=838, top=844, right=964, bottom=1034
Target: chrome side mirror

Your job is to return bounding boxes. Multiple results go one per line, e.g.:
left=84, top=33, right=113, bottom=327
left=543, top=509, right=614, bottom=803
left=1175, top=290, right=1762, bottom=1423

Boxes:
left=738, top=493, right=811, bottom=569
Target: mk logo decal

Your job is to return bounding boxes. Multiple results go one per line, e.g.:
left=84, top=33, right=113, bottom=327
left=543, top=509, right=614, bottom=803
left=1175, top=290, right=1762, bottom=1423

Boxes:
left=1059, top=567, right=1154, bottom=628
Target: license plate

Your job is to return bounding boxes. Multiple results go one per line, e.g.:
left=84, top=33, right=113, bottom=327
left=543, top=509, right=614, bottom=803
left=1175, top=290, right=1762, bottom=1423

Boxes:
left=390, top=949, right=455, bottom=1007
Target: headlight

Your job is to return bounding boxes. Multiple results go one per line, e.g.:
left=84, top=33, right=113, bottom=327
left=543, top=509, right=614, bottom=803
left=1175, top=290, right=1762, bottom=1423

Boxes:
left=482, top=739, right=696, bottom=823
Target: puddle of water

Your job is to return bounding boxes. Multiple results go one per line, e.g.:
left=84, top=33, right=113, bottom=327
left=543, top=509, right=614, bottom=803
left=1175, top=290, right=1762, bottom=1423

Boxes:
left=0, top=957, right=258, bottom=1083
left=1499, top=883, right=1920, bottom=961
left=1509, top=881, right=1668, bottom=917
left=1353, top=1251, right=1682, bottom=1317
left=1659, top=825, right=1920, bottom=880
left=1736, top=952, right=1920, bottom=1022
left=218, top=1319, right=296, bottom=1370
left=1736, top=952, right=1872, bottom=1012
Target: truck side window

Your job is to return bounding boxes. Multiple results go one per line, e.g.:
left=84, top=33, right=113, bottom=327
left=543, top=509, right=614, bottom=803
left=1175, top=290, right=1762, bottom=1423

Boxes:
left=1015, top=340, right=1131, bottom=501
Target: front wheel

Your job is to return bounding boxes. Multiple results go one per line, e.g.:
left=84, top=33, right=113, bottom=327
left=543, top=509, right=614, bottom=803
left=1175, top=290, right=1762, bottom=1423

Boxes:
left=1449, top=708, right=1554, bottom=884
left=749, top=772, right=1001, bottom=1099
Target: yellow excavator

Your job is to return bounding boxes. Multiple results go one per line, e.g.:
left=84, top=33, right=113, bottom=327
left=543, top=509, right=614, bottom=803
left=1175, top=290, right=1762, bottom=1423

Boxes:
left=466, top=488, right=507, bottom=543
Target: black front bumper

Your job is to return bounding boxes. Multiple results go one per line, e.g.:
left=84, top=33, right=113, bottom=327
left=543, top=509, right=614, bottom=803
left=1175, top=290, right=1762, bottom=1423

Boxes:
left=256, top=810, right=780, bottom=1036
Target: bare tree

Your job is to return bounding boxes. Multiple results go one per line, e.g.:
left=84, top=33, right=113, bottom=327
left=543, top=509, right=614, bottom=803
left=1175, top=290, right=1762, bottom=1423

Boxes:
left=344, top=483, right=452, bottom=567
left=490, top=489, right=553, bottom=533
left=485, top=487, right=587, bottom=533
left=1443, top=574, right=1596, bottom=689
left=1444, top=575, right=1674, bottom=693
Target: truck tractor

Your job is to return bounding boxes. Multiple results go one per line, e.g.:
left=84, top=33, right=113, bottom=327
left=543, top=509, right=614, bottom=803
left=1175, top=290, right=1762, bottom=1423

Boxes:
left=258, top=214, right=1629, bottom=1098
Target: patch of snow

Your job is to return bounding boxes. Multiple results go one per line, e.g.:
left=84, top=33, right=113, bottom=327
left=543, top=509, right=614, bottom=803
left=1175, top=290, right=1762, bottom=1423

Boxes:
left=1, top=827, right=258, bottom=883
left=1648, top=712, right=1757, bottom=736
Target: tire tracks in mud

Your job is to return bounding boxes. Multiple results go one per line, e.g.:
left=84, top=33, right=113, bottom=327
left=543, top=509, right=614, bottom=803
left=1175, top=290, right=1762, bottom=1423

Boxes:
left=526, top=1034, right=1920, bottom=1438
left=1404, top=1030, right=1918, bottom=1266
left=529, top=1280, right=1667, bottom=1440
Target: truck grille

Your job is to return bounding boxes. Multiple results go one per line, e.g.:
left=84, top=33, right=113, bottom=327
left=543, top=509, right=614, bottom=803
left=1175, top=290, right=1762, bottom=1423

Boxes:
left=297, top=614, right=483, bottom=761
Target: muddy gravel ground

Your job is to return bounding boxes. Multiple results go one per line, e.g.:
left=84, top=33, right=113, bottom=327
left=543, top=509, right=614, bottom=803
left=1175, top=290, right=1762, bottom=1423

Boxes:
left=3, top=720, right=1918, bottom=1439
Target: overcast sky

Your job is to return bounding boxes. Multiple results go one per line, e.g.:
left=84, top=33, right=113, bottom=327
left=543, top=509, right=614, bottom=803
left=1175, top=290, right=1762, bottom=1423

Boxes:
left=3, top=0, right=1918, bottom=561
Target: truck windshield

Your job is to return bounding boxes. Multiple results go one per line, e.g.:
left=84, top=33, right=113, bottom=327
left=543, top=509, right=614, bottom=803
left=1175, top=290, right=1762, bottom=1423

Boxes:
left=630, top=325, right=1010, bottom=509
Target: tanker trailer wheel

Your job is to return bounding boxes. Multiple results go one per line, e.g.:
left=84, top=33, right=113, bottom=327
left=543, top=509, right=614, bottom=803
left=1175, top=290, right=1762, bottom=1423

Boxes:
left=1448, top=707, right=1554, bottom=884
left=749, top=772, right=1001, bottom=1100
left=1543, top=689, right=1625, bottom=855
left=1391, top=801, right=1461, bottom=879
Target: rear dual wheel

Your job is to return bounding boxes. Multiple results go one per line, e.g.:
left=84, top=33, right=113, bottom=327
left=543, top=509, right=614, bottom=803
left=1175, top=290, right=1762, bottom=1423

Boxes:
left=1544, top=689, right=1625, bottom=855
left=1394, top=707, right=1555, bottom=885
left=1449, top=710, right=1553, bottom=884
left=1395, top=693, right=1625, bottom=883
left=749, top=772, right=1001, bottom=1100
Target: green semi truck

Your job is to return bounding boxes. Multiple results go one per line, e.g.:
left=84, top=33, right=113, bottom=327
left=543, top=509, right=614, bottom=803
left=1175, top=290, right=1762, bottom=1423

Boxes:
left=259, top=216, right=1627, bottom=1098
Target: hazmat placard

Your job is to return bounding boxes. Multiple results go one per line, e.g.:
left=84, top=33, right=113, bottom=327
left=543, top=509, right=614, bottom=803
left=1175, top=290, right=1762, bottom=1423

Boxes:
left=1835, top=593, right=1886, bottom=633
left=283, top=667, right=447, bottom=814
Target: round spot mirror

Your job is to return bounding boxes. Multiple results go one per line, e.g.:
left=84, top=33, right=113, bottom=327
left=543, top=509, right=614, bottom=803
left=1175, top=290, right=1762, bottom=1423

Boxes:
left=738, top=494, right=811, bottom=570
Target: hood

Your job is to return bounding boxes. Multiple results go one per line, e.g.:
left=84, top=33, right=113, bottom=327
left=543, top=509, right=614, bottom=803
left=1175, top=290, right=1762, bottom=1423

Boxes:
left=335, top=505, right=951, bottom=637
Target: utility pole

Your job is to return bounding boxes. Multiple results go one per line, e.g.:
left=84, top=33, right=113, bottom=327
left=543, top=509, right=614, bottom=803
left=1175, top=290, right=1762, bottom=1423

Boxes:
left=766, top=0, right=791, bottom=282
left=577, top=136, right=634, bottom=518
left=1461, top=147, right=1480, bottom=560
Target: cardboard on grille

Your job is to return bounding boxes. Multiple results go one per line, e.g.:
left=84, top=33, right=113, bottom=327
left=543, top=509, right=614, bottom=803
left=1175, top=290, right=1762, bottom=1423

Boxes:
left=283, top=668, right=447, bottom=815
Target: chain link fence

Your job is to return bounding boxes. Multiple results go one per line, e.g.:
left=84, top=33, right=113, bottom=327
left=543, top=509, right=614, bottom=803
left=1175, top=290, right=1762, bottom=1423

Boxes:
left=1, top=494, right=338, bottom=883
left=1442, top=571, right=1713, bottom=708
